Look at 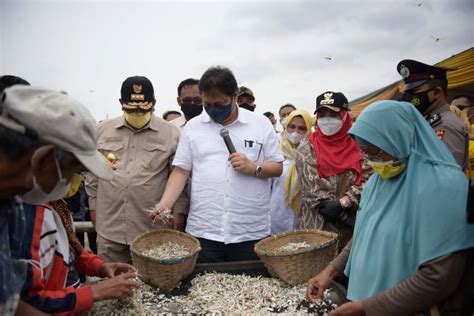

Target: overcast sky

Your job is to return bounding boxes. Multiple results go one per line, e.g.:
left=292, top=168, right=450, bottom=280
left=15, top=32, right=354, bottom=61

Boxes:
left=1, top=0, right=473, bottom=121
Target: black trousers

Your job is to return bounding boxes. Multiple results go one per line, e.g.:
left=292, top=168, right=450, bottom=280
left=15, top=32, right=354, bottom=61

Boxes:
left=196, top=237, right=262, bottom=263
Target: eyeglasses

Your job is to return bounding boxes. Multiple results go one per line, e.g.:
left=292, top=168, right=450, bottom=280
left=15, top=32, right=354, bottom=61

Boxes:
left=181, top=97, right=203, bottom=105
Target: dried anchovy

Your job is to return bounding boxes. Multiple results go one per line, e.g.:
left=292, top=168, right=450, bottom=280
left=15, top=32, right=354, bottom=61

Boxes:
left=90, top=273, right=338, bottom=315
left=89, top=277, right=145, bottom=315
left=276, top=241, right=312, bottom=253
left=148, top=205, right=173, bottom=227
left=142, top=241, right=191, bottom=260
left=173, top=272, right=336, bottom=314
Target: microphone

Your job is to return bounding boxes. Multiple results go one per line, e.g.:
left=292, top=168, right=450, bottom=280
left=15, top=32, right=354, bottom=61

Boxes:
left=219, top=128, right=236, bottom=154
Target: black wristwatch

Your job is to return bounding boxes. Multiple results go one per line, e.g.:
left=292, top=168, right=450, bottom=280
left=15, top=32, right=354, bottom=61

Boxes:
left=255, top=165, right=263, bottom=177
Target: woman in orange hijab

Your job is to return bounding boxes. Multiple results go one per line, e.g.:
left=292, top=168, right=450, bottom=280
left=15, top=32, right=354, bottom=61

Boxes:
left=295, top=91, right=370, bottom=247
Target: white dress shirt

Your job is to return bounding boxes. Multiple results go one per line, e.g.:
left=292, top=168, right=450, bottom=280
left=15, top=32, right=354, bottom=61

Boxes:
left=270, top=158, right=297, bottom=235
left=173, top=108, right=284, bottom=244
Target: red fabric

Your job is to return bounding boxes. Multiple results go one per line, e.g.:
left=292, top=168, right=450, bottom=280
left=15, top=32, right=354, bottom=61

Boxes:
left=309, top=111, right=363, bottom=185
left=74, top=249, right=104, bottom=277
left=22, top=205, right=96, bottom=315
left=73, top=286, right=94, bottom=313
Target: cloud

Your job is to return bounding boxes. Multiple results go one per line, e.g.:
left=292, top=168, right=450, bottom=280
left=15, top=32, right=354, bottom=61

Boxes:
left=1, top=0, right=472, bottom=120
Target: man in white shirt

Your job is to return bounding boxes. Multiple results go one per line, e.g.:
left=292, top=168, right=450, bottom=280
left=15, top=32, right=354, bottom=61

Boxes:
left=152, top=66, right=283, bottom=262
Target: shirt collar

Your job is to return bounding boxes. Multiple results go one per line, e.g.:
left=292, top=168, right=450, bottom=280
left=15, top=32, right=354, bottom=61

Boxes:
left=438, top=103, right=451, bottom=113
left=115, top=114, right=159, bottom=131
left=200, top=106, right=249, bottom=125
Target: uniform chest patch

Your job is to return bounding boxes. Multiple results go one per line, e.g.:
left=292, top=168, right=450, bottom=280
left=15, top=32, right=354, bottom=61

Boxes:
left=436, top=129, right=446, bottom=140
left=426, top=113, right=441, bottom=127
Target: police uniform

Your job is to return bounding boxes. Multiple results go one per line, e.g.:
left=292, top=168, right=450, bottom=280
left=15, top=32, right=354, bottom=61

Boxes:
left=397, top=59, right=469, bottom=170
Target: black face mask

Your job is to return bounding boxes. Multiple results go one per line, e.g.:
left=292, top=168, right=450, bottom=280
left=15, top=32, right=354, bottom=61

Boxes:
left=181, top=102, right=203, bottom=120
left=204, top=102, right=233, bottom=124
left=400, top=87, right=437, bottom=115
left=239, top=103, right=255, bottom=112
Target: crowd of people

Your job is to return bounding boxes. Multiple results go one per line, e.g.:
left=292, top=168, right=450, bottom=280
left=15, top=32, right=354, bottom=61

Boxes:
left=0, top=57, right=473, bottom=316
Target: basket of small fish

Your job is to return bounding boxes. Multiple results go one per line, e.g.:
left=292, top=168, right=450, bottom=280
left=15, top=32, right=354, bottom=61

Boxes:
left=130, top=229, right=201, bottom=290
left=254, top=230, right=338, bottom=286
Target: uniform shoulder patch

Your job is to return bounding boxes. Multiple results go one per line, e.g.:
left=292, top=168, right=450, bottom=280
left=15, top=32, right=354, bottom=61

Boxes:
left=436, top=129, right=446, bottom=140
left=426, top=113, right=441, bottom=127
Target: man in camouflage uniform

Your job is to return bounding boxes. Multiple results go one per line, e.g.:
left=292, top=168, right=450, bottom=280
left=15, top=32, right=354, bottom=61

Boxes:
left=237, top=86, right=256, bottom=112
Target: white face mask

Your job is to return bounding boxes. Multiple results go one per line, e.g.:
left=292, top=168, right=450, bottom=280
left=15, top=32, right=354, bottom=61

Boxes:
left=280, top=117, right=288, bottom=128
left=22, top=153, right=70, bottom=204
left=286, top=131, right=305, bottom=145
left=317, top=116, right=343, bottom=136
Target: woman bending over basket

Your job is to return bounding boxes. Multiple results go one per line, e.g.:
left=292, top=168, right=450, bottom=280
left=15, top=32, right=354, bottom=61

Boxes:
left=306, top=100, right=474, bottom=316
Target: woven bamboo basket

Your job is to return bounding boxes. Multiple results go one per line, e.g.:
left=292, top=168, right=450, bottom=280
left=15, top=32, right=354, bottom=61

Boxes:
left=254, top=230, right=338, bottom=286
left=130, top=229, right=201, bottom=290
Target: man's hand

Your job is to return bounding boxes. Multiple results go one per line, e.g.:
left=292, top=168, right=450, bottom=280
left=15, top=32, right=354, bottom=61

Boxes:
left=329, top=302, right=365, bottom=316
left=90, top=210, right=96, bottom=226
left=172, top=213, right=185, bottom=231
left=91, top=271, right=139, bottom=301
left=99, top=262, right=135, bottom=278
left=307, top=265, right=337, bottom=303
left=229, top=153, right=256, bottom=175
left=148, top=203, right=173, bottom=227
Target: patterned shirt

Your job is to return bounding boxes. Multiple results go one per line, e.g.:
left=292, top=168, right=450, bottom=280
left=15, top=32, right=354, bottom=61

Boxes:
left=295, top=138, right=371, bottom=246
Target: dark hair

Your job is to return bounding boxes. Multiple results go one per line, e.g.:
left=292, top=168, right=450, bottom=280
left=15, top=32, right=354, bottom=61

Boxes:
left=0, top=126, right=42, bottom=160
left=163, top=110, right=181, bottom=120
left=263, top=112, right=274, bottom=118
left=279, top=103, right=296, bottom=116
left=198, top=66, right=238, bottom=97
left=177, top=78, right=199, bottom=97
left=427, top=79, right=448, bottom=95
left=0, top=75, right=38, bottom=159
left=0, top=75, right=30, bottom=94
left=452, top=94, right=473, bottom=105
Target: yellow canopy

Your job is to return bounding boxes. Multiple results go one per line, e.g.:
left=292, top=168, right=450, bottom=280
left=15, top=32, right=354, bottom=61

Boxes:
left=350, top=47, right=474, bottom=117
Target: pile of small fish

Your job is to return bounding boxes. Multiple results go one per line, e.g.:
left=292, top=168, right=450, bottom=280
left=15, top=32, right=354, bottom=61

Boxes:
left=142, top=241, right=191, bottom=260
left=88, top=272, right=338, bottom=315
left=149, top=205, right=173, bottom=227
left=276, top=241, right=312, bottom=253
left=88, top=277, right=145, bottom=315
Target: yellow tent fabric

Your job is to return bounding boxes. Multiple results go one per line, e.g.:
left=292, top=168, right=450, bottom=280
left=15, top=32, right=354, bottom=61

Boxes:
left=350, top=47, right=474, bottom=117
left=436, top=47, right=474, bottom=89
left=350, top=83, right=401, bottom=117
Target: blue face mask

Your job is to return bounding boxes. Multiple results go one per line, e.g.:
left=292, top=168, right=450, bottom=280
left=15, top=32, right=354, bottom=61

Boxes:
left=204, top=101, right=233, bottom=124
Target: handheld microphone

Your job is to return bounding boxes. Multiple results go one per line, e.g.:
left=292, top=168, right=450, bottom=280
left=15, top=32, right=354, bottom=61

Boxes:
left=219, top=128, right=236, bottom=154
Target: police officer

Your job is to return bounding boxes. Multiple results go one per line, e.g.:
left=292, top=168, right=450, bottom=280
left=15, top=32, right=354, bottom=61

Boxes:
left=397, top=59, right=468, bottom=169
